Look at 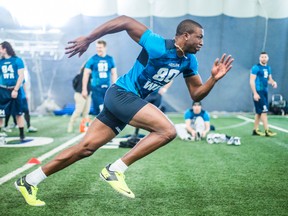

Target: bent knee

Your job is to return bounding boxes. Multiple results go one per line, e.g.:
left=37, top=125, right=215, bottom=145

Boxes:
left=161, top=125, right=177, bottom=142
left=77, top=142, right=97, bottom=158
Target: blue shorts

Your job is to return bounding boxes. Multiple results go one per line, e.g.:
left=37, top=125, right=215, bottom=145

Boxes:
left=91, top=86, right=108, bottom=115
left=253, top=91, right=269, bottom=114
left=0, top=87, right=23, bottom=117
left=97, top=84, right=148, bottom=134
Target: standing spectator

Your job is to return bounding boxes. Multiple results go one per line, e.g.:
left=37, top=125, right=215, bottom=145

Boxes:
left=250, top=52, right=277, bottom=136
left=0, top=41, right=25, bottom=141
left=67, top=64, right=92, bottom=133
left=82, top=40, right=117, bottom=116
left=3, top=82, right=38, bottom=133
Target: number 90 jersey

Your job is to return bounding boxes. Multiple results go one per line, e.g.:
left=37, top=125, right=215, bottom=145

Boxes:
left=116, top=29, right=198, bottom=99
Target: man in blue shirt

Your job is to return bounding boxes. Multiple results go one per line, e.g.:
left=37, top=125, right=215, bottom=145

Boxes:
left=0, top=41, right=25, bottom=141
left=82, top=40, right=117, bottom=115
left=15, top=15, right=233, bottom=206
left=250, top=52, right=277, bottom=137
left=184, top=101, right=210, bottom=140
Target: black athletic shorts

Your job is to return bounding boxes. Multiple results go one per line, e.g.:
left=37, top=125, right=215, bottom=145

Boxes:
left=97, top=84, right=148, bottom=134
left=0, top=87, right=23, bottom=117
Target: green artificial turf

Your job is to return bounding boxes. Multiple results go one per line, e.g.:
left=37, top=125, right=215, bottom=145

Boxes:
left=0, top=114, right=287, bottom=216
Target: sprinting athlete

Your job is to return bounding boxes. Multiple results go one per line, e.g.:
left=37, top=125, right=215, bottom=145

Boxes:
left=82, top=40, right=117, bottom=115
left=0, top=41, right=25, bottom=141
left=15, top=15, right=233, bottom=206
left=250, top=51, right=277, bottom=136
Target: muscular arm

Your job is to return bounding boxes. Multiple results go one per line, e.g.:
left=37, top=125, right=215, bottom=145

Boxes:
left=65, top=15, right=148, bottom=58
left=185, top=54, right=233, bottom=102
left=185, top=75, right=216, bottom=101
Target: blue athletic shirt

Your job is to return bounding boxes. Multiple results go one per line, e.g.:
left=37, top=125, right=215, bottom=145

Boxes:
left=184, top=109, right=210, bottom=122
left=116, top=29, right=199, bottom=98
left=0, top=56, right=24, bottom=86
left=251, top=63, right=271, bottom=92
left=85, top=54, right=116, bottom=88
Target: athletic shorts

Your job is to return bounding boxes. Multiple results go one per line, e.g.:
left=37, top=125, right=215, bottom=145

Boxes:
left=145, top=91, right=162, bottom=108
left=253, top=90, right=269, bottom=114
left=0, top=87, right=23, bottom=117
left=91, top=86, right=108, bottom=115
left=97, top=84, right=148, bottom=134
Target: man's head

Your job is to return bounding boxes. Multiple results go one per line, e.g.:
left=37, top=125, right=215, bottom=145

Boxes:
left=0, top=41, right=16, bottom=58
left=259, top=51, right=269, bottom=66
left=175, top=19, right=204, bottom=54
left=192, top=101, right=202, bottom=114
left=96, top=40, right=107, bottom=57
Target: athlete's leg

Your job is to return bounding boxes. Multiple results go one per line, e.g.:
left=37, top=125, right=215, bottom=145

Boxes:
left=260, top=112, right=268, bottom=130
left=121, top=103, right=176, bottom=166
left=82, top=94, right=92, bottom=118
left=43, top=118, right=116, bottom=176
left=67, top=92, right=87, bottom=132
left=254, top=114, right=261, bottom=130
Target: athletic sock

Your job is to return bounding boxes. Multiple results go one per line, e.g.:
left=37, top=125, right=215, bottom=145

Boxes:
left=109, top=159, right=128, bottom=173
left=25, top=167, right=47, bottom=186
left=19, top=127, right=24, bottom=139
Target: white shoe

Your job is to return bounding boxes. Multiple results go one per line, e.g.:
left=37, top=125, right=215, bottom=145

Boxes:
left=0, top=136, right=6, bottom=145
left=227, top=137, right=241, bottom=146
left=2, top=127, right=12, bottom=133
left=27, top=126, right=38, bottom=133
left=0, top=132, right=7, bottom=137
left=233, top=137, right=241, bottom=146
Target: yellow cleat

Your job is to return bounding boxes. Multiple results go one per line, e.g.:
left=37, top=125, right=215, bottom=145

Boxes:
left=14, top=176, right=45, bottom=206
left=252, top=129, right=265, bottom=136
left=265, top=129, right=277, bottom=137
left=100, top=165, right=135, bottom=198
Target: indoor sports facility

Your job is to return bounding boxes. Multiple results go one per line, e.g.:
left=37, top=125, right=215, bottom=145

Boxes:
left=0, top=0, right=287, bottom=215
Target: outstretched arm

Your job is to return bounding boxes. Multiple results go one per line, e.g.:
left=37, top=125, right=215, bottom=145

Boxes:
left=65, top=15, right=148, bottom=58
left=185, top=54, right=233, bottom=101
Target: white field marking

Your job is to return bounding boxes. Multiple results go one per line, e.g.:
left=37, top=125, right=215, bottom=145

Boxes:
left=0, top=137, right=54, bottom=148
left=237, top=115, right=288, bottom=133
left=0, top=135, right=124, bottom=185
left=0, top=133, right=85, bottom=185
left=216, top=121, right=250, bottom=130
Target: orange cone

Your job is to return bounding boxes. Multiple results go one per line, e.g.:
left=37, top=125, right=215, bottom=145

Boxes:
left=27, top=158, right=41, bottom=164
left=79, top=118, right=91, bottom=133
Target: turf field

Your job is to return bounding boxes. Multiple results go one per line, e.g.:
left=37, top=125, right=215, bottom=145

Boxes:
left=0, top=113, right=287, bottom=216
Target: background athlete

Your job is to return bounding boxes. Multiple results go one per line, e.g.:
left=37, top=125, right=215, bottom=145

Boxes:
left=15, top=15, right=233, bottom=206
left=250, top=51, right=277, bottom=136
left=82, top=40, right=117, bottom=116
left=0, top=41, right=25, bottom=141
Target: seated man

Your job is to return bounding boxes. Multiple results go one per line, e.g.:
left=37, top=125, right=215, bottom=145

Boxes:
left=176, top=101, right=210, bottom=141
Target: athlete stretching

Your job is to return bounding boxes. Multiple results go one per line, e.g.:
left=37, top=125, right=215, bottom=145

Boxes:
left=15, top=15, right=233, bottom=206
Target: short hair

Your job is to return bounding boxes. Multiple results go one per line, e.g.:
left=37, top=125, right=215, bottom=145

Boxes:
left=97, top=40, right=106, bottom=47
left=0, top=41, right=16, bottom=57
left=193, top=101, right=202, bottom=106
left=176, top=19, right=203, bottom=36
left=260, top=51, right=267, bottom=55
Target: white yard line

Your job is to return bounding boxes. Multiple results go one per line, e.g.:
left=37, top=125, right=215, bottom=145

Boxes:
left=237, top=115, right=288, bottom=133
left=0, top=133, right=85, bottom=185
